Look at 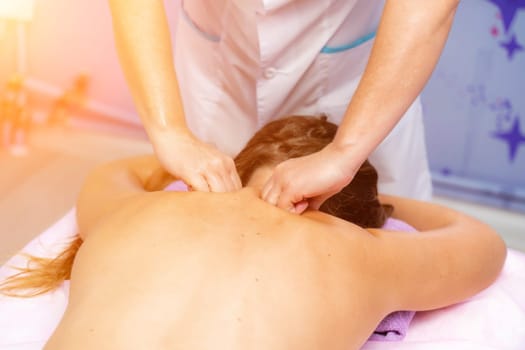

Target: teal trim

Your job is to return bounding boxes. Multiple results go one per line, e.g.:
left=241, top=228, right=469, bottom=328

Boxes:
left=321, top=31, right=376, bottom=54
left=180, top=0, right=220, bottom=42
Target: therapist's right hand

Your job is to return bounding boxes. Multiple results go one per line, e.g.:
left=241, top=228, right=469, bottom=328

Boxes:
left=152, top=128, right=242, bottom=192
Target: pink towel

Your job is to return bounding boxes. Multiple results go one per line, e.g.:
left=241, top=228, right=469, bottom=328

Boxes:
left=165, top=181, right=416, bottom=341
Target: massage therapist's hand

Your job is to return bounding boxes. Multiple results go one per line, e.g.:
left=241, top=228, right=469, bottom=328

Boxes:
left=152, top=128, right=242, bottom=192
left=262, top=142, right=361, bottom=213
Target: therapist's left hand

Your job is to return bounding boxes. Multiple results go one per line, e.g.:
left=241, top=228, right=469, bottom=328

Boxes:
left=261, top=142, right=362, bottom=213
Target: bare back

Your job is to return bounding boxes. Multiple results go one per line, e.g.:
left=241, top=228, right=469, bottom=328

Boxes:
left=45, top=188, right=391, bottom=350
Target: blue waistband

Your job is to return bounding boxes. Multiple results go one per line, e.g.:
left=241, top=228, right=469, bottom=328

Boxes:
left=321, top=31, right=377, bottom=54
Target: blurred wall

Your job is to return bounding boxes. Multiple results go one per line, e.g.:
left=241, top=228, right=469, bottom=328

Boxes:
left=422, top=0, right=525, bottom=211
left=0, top=0, right=179, bottom=127
left=0, top=21, right=17, bottom=87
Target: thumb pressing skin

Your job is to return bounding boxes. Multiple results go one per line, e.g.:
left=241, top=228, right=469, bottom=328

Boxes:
left=292, top=200, right=309, bottom=214
left=308, top=191, right=337, bottom=211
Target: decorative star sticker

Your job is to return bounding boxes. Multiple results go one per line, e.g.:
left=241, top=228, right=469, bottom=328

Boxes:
left=500, top=34, right=524, bottom=59
left=492, top=117, right=525, bottom=162
left=487, top=0, right=525, bottom=33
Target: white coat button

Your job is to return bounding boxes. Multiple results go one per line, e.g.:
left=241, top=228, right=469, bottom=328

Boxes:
left=263, top=67, right=276, bottom=79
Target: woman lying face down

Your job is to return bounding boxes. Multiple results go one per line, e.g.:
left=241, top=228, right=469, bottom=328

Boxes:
left=1, top=116, right=389, bottom=297
left=1, top=116, right=506, bottom=350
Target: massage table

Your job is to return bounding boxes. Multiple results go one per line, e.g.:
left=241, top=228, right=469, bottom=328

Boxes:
left=1, top=208, right=524, bottom=349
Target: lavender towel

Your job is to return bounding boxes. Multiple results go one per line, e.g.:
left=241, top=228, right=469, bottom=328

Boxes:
left=164, top=180, right=189, bottom=192
left=370, top=310, right=416, bottom=341
left=164, top=181, right=416, bottom=341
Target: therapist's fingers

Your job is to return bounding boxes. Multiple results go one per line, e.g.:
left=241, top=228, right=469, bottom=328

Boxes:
left=205, top=164, right=240, bottom=192
left=201, top=152, right=241, bottom=192
left=261, top=180, right=272, bottom=201
left=219, top=160, right=242, bottom=191
left=221, top=171, right=241, bottom=192
left=230, top=169, right=243, bottom=190
left=262, top=143, right=361, bottom=212
left=277, top=185, right=306, bottom=213
left=204, top=164, right=241, bottom=192
left=261, top=179, right=280, bottom=207
left=205, top=172, right=226, bottom=192
left=262, top=162, right=302, bottom=212
left=308, top=191, right=336, bottom=210
left=187, top=174, right=210, bottom=192
left=264, top=180, right=306, bottom=213
left=293, top=199, right=310, bottom=214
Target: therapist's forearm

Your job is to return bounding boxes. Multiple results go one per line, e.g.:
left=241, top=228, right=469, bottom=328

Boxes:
left=334, top=0, right=459, bottom=158
left=108, top=0, right=188, bottom=134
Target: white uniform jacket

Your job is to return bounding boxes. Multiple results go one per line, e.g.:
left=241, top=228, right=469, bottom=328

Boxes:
left=174, top=0, right=432, bottom=199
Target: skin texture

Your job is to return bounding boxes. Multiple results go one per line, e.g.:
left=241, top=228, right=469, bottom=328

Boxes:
left=108, top=0, right=460, bottom=211
left=44, top=155, right=506, bottom=350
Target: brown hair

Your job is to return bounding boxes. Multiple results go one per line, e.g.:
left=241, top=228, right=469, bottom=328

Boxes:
left=234, top=116, right=392, bottom=228
left=0, top=116, right=391, bottom=297
left=0, top=237, right=82, bottom=297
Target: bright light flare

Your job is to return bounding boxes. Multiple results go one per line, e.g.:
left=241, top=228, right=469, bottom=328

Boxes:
left=0, top=0, right=35, bottom=21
